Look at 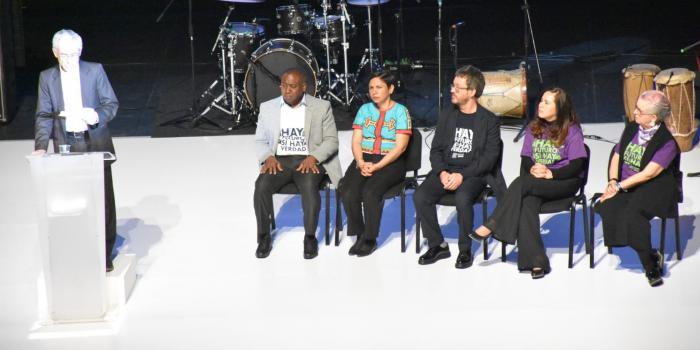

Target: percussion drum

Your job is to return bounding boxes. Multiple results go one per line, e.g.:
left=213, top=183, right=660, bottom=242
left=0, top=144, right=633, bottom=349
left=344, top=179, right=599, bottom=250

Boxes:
left=478, top=66, right=528, bottom=118
left=244, top=38, right=319, bottom=107
left=310, top=15, right=353, bottom=44
left=655, top=68, right=697, bottom=152
left=276, top=4, right=314, bottom=36
left=222, top=22, right=265, bottom=71
left=623, top=64, right=661, bottom=122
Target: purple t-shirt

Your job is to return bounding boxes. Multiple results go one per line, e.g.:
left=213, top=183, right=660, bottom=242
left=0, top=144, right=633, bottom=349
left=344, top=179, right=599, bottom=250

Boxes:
left=614, top=131, right=678, bottom=181
left=521, top=123, right=587, bottom=169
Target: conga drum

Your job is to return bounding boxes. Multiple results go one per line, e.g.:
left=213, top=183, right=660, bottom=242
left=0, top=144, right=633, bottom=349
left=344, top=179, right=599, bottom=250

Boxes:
left=478, top=66, right=527, bottom=118
left=654, top=68, right=697, bottom=152
left=623, top=64, right=660, bottom=122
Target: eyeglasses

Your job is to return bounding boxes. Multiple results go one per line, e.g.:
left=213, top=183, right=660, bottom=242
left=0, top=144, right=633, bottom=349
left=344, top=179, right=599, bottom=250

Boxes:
left=450, top=84, right=472, bottom=91
left=58, top=52, right=80, bottom=59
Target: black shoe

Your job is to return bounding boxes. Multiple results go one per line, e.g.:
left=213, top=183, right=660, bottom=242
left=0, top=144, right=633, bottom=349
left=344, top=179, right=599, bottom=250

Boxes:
left=348, top=237, right=363, bottom=256
left=304, top=237, right=319, bottom=259
left=454, top=251, right=474, bottom=269
left=256, top=234, right=272, bottom=259
left=531, top=267, right=550, bottom=279
left=106, top=259, right=114, bottom=273
left=418, top=244, right=451, bottom=265
left=646, top=267, right=664, bottom=287
left=468, top=229, right=492, bottom=242
left=355, top=239, right=377, bottom=257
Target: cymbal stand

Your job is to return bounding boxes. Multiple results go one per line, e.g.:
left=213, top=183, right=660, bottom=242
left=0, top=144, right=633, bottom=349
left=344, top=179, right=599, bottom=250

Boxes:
left=340, top=0, right=352, bottom=104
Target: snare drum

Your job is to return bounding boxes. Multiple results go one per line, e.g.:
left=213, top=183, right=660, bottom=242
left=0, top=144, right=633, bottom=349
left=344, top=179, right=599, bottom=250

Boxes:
left=244, top=38, right=319, bottom=107
left=478, top=66, right=528, bottom=118
left=655, top=68, right=697, bottom=152
left=276, top=4, right=314, bottom=36
left=222, top=22, right=265, bottom=71
left=623, top=64, right=660, bottom=122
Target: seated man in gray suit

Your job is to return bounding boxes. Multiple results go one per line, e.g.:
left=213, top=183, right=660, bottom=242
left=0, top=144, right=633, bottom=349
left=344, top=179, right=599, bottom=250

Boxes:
left=253, top=69, right=342, bottom=259
left=32, top=29, right=119, bottom=272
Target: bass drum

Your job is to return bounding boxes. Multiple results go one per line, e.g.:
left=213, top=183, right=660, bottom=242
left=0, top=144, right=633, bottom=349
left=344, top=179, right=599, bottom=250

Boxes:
left=244, top=38, right=319, bottom=107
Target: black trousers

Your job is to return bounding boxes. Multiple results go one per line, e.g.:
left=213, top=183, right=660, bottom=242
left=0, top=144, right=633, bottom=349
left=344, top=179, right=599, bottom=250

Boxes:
left=597, top=191, right=656, bottom=271
left=339, top=153, right=406, bottom=239
left=253, top=155, right=326, bottom=238
left=65, top=132, right=117, bottom=264
left=485, top=175, right=581, bottom=271
left=413, top=172, right=486, bottom=252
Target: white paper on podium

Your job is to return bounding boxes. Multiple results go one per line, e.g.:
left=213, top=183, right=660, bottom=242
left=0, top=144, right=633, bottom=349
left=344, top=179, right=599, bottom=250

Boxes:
left=28, top=152, right=111, bottom=323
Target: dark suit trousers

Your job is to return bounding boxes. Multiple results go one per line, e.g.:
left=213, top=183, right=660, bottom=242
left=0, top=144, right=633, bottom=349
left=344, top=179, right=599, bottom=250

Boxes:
left=65, top=132, right=117, bottom=263
left=339, top=154, right=406, bottom=239
left=254, top=155, right=326, bottom=238
left=485, top=175, right=580, bottom=271
left=414, top=172, right=486, bottom=252
left=596, top=191, right=656, bottom=271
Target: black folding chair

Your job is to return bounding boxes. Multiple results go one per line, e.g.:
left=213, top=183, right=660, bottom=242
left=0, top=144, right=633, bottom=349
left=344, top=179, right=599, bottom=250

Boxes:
left=271, top=175, right=332, bottom=245
left=499, top=144, right=592, bottom=268
left=589, top=146, right=682, bottom=266
left=414, top=140, right=505, bottom=259
left=335, top=128, right=422, bottom=252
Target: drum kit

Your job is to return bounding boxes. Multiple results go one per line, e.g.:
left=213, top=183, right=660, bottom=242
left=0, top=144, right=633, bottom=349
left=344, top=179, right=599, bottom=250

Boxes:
left=198, top=0, right=391, bottom=127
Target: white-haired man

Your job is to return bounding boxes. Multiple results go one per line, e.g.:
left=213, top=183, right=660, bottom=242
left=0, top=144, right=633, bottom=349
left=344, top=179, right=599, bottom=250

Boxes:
left=33, top=29, right=119, bottom=272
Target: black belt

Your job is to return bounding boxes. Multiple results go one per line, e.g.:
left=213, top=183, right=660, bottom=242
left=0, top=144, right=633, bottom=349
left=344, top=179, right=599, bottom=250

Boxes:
left=66, top=131, right=88, bottom=138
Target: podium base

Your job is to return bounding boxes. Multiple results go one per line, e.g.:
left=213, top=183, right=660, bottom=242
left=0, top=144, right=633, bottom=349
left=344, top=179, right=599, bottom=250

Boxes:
left=29, top=254, right=137, bottom=339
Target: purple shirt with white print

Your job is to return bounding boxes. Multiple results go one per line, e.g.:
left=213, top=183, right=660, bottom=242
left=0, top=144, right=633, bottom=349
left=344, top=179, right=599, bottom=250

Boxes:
left=614, top=131, right=678, bottom=181
left=521, top=123, right=587, bottom=169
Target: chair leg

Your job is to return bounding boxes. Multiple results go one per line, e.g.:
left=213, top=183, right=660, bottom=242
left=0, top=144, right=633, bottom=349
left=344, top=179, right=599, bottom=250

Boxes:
left=271, top=211, right=276, bottom=231
left=568, top=206, right=575, bottom=269
left=335, top=191, right=341, bottom=246
left=674, top=216, right=682, bottom=260
left=325, top=187, right=330, bottom=245
left=482, top=199, right=488, bottom=260
left=415, top=216, right=421, bottom=254
left=501, top=243, right=506, bottom=262
left=401, top=191, right=406, bottom=253
left=659, top=218, right=667, bottom=258
left=589, top=201, right=596, bottom=268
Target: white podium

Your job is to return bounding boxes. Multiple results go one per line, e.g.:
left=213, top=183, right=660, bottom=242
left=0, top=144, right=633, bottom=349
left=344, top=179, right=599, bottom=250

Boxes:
left=27, top=152, right=135, bottom=337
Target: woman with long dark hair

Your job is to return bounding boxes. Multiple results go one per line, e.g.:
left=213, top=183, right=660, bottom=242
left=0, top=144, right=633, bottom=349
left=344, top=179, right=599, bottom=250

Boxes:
left=470, top=87, right=588, bottom=279
left=339, top=71, right=412, bottom=257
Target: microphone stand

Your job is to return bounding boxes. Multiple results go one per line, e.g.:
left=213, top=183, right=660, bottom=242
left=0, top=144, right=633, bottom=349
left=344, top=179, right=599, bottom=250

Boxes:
left=512, top=0, right=543, bottom=142
left=159, top=0, right=223, bottom=130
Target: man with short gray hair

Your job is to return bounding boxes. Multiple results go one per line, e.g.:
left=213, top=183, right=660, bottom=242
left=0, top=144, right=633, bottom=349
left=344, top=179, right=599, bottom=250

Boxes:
left=32, top=29, right=119, bottom=272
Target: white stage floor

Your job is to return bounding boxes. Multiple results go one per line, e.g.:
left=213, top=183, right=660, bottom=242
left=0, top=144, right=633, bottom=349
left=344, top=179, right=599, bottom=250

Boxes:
left=1, top=123, right=699, bottom=349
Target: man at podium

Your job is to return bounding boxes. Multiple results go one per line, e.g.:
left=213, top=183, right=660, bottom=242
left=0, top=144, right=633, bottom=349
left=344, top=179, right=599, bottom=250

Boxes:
left=32, top=29, right=119, bottom=272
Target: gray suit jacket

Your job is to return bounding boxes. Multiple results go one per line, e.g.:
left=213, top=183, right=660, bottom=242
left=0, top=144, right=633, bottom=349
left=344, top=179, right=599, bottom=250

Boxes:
left=34, top=61, right=119, bottom=155
left=255, top=94, right=342, bottom=185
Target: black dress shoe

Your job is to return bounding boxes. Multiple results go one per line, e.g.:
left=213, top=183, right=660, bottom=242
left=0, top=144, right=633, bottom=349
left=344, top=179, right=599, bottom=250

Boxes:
left=418, top=244, right=451, bottom=265
left=468, top=230, right=492, bottom=242
left=348, top=237, right=363, bottom=256
left=106, top=259, right=114, bottom=273
left=531, top=267, right=550, bottom=279
left=646, top=267, right=663, bottom=287
left=304, top=237, right=319, bottom=259
left=454, top=251, right=474, bottom=269
left=256, top=234, right=272, bottom=259
left=355, top=239, right=377, bottom=257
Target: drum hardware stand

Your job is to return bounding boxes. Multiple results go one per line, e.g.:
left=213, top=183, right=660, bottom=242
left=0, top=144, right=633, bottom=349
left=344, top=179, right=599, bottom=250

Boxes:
left=339, top=0, right=352, bottom=105
left=513, top=0, right=544, bottom=143
left=158, top=0, right=224, bottom=130
left=321, top=0, right=333, bottom=91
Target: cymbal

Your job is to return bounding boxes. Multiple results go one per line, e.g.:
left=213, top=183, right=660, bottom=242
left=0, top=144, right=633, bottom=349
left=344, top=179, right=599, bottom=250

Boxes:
left=217, top=0, right=265, bottom=3
left=347, top=0, right=390, bottom=6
